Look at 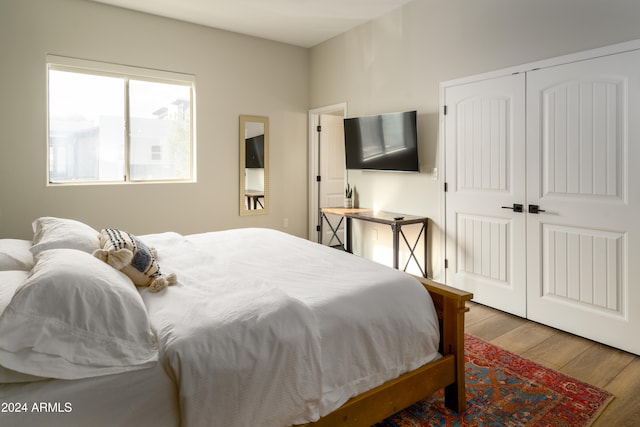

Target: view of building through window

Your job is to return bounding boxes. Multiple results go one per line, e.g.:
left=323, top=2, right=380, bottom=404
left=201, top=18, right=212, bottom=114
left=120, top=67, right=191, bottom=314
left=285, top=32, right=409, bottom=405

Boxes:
left=48, top=64, right=193, bottom=183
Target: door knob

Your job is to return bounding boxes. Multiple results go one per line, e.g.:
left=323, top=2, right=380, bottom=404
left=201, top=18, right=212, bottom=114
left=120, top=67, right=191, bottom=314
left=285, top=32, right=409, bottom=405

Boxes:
left=501, top=204, right=523, bottom=213
left=528, top=204, right=546, bottom=214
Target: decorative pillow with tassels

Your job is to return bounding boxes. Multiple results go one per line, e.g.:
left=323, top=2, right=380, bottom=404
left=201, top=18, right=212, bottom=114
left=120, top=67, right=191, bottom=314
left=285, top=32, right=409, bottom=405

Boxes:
left=93, top=228, right=176, bottom=292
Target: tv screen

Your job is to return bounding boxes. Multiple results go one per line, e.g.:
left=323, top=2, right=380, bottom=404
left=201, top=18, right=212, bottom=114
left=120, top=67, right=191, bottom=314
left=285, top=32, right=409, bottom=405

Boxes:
left=245, top=134, right=264, bottom=168
left=343, top=110, right=419, bottom=172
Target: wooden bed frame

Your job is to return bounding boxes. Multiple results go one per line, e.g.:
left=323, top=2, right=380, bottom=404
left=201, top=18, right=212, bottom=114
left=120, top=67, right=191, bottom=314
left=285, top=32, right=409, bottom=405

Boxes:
left=298, top=276, right=473, bottom=427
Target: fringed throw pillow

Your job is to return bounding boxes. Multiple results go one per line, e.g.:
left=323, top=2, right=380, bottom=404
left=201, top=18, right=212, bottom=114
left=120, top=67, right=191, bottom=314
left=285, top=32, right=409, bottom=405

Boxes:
left=93, top=228, right=176, bottom=292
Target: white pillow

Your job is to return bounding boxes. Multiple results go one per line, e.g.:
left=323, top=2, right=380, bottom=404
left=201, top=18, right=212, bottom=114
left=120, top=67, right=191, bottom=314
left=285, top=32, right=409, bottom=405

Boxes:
left=0, top=239, right=34, bottom=271
left=0, top=270, right=47, bottom=383
left=30, top=217, right=100, bottom=256
left=0, top=270, right=28, bottom=316
left=0, top=249, right=158, bottom=380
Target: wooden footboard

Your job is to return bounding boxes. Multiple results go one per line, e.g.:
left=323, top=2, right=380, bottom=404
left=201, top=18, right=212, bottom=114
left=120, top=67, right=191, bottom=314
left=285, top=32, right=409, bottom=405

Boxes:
left=418, top=276, right=472, bottom=413
left=297, top=276, right=472, bottom=427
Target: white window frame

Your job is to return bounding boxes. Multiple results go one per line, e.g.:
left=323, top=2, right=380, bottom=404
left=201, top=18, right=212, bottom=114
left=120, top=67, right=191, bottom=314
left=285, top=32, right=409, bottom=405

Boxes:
left=46, top=54, right=196, bottom=185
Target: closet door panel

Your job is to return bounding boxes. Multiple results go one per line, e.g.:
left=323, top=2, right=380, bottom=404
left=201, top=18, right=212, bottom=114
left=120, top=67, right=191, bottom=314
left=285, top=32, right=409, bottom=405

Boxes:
left=444, top=73, right=527, bottom=317
left=526, top=48, right=640, bottom=355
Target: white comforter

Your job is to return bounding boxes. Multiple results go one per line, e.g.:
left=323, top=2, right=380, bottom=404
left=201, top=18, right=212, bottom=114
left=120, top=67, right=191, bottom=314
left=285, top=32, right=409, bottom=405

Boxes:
left=141, top=228, right=440, bottom=427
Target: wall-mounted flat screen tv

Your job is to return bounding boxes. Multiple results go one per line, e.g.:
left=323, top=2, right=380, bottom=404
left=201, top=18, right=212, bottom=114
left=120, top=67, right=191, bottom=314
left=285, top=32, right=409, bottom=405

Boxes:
left=245, top=134, right=264, bottom=168
left=343, top=110, right=419, bottom=172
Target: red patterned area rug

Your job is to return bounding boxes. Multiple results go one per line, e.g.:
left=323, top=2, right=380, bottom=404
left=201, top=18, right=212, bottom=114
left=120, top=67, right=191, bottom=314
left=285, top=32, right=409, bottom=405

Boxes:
left=375, top=334, right=613, bottom=427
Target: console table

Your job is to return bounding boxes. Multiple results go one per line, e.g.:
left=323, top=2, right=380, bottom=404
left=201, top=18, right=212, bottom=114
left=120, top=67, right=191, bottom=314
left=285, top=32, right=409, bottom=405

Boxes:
left=244, top=189, right=264, bottom=210
left=319, top=207, right=428, bottom=278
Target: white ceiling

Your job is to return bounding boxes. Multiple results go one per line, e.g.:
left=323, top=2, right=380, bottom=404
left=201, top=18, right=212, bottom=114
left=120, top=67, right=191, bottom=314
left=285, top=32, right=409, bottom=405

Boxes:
left=89, top=0, right=414, bottom=48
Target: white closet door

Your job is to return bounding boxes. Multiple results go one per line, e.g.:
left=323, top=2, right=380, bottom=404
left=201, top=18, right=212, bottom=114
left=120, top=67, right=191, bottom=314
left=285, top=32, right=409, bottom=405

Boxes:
left=526, top=49, right=640, bottom=355
left=444, top=73, right=527, bottom=316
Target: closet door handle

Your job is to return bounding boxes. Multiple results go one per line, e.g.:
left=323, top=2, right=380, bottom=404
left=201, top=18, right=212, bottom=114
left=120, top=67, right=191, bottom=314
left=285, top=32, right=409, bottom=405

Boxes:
left=501, top=204, right=523, bottom=213
left=528, top=204, right=546, bottom=214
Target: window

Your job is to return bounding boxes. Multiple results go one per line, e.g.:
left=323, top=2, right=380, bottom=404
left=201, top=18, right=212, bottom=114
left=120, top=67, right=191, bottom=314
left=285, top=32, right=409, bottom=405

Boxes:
left=151, top=145, right=162, bottom=161
left=47, top=55, right=195, bottom=184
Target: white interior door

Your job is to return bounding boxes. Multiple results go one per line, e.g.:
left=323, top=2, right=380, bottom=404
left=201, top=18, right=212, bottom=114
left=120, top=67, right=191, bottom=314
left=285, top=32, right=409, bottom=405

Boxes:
left=318, top=113, right=347, bottom=246
left=526, top=49, right=640, bottom=355
left=308, top=104, right=346, bottom=242
left=444, top=73, right=527, bottom=316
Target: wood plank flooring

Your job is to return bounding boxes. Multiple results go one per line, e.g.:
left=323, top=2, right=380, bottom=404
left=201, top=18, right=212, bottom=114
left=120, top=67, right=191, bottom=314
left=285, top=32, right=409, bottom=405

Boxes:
left=465, top=302, right=640, bottom=427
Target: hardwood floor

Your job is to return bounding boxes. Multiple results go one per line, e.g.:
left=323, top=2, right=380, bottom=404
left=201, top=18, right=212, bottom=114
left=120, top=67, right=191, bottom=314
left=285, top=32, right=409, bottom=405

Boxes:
left=464, top=302, right=640, bottom=427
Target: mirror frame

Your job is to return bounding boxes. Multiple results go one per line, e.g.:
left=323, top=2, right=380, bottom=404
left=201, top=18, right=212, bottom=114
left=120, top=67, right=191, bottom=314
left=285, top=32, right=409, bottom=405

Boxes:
left=239, top=115, right=269, bottom=216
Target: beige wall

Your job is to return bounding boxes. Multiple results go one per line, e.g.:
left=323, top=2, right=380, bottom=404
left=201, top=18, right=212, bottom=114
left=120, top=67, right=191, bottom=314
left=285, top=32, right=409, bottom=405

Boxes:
left=310, top=0, right=640, bottom=279
left=0, top=0, right=309, bottom=239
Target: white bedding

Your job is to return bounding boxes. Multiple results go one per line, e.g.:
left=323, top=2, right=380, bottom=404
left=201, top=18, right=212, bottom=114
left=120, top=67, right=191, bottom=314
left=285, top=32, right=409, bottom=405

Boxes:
left=0, top=362, right=179, bottom=427
left=0, top=225, right=440, bottom=427
left=141, top=227, right=440, bottom=427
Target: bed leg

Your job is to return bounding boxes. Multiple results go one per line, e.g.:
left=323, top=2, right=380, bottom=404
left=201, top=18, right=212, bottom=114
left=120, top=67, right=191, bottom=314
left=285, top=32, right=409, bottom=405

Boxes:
left=442, top=294, right=470, bottom=413
left=444, top=381, right=464, bottom=413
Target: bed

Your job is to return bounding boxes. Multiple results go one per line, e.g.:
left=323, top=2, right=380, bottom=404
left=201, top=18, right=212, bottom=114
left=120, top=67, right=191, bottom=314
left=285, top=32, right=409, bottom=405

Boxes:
left=0, top=217, right=471, bottom=427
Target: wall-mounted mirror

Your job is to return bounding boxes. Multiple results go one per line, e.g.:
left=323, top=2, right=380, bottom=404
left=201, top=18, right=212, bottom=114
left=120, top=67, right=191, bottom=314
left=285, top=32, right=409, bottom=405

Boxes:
left=239, top=115, right=269, bottom=215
